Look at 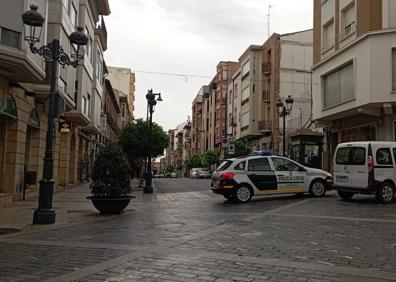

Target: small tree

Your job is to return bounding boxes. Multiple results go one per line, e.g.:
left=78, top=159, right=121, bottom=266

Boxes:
left=230, top=139, right=251, bottom=157
left=184, top=155, right=202, bottom=168
left=90, top=144, right=131, bottom=198
left=201, top=150, right=219, bottom=168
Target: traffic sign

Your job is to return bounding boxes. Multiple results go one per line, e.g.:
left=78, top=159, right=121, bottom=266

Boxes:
left=221, top=137, right=229, bottom=148
left=228, top=144, right=235, bottom=155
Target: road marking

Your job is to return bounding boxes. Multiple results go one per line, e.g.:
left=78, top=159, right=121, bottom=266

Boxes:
left=271, top=213, right=396, bottom=223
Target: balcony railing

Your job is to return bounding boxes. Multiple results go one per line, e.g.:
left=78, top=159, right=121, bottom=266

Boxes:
left=262, top=62, right=271, bottom=75
left=258, top=120, right=272, bottom=132
left=95, top=16, right=108, bottom=51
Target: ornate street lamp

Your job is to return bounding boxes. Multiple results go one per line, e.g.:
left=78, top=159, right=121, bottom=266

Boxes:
left=145, top=89, right=163, bottom=193
left=22, top=5, right=88, bottom=224
left=276, top=95, right=294, bottom=157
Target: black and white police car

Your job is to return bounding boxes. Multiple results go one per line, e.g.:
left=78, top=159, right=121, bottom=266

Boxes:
left=210, top=151, right=332, bottom=203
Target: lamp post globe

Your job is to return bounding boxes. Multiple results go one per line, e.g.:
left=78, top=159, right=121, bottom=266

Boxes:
left=22, top=5, right=45, bottom=46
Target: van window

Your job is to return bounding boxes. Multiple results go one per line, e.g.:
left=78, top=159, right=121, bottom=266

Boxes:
left=336, top=147, right=351, bottom=165
left=393, top=148, right=396, bottom=163
left=336, top=147, right=366, bottom=165
left=376, top=148, right=393, bottom=165
left=352, top=147, right=366, bottom=165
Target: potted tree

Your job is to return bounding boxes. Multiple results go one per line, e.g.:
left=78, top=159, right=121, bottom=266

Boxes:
left=87, top=144, right=135, bottom=214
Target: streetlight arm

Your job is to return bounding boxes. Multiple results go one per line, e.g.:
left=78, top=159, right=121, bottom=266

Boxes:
left=29, top=41, right=83, bottom=68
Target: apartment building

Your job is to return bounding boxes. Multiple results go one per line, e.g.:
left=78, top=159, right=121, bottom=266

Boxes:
left=214, top=61, right=239, bottom=157
left=191, top=93, right=203, bottom=155
left=227, top=30, right=313, bottom=155
left=103, top=79, right=120, bottom=143
left=0, top=0, right=110, bottom=204
left=107, top=66, right=135, bottom=117
left=312, top=0, right=396, bottom=166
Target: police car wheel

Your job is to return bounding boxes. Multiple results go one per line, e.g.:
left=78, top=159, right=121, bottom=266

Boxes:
left=235, top=185, right=253, bottom=203
left=309, top=180, right=326, bottom=197
left=375, top=182, right=395, bottom=204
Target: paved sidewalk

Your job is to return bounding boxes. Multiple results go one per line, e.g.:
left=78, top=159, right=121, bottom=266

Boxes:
left=0, top=180, right=148, bottom=233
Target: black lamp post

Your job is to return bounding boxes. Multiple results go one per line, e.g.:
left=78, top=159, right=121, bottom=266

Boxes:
left=145, top=89, right=162, bottom=193
left=22, top=5, right=88, bottom=224
left=276, top=95, right=294, bottom=157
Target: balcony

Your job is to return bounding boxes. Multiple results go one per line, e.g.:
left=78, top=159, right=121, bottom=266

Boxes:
left=262, top=90, right=270, bottom=102
left=262, top=62, right=271, bottom=76
left=258, top=120, right=272, bottom=133
left=95, top=16, right=107, bottom=51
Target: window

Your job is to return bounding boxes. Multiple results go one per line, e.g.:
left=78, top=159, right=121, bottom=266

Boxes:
left=272, top=157, right=302, bottom=171
left=222, top=70, right=228, bottom=80
left=241, top=112, right=249, bottom=128
left=322, top=19, right=334, bottom=51
left=0, top=28, right=21, bottom=49
left=62, top=0, right=70, bottom=12
left=234, top=161, right=246, bottom=170
left=376, top=148, right=393, bottom=165
left=217, top=160, right=233, bottom=171
left=70, top=3, right=77, bottom=27
left=59, top=78, right=67, bottom=94
left=248, top=158, right=271, bottom=171
left=242, top=61, right=250, bottom=79
left=336, top=147, right=366, bottom=165
left=87, top=94, right=91, bottom=116
left=241, top=86, right=250, bottom=103
left=85, top=30, right=92, bottom=63
left=323, top=63, right=354, bottom=108
left=82, top=96, right=87, bottom=114
left=392, top=49, right=396, bottom=91
left=342, top=4, right=356, bottom=38
left=351, top=147, right=366, bottom=165
left=229, top=113, right=232, bottom=127
left=393, top=148, right=396, bottom=163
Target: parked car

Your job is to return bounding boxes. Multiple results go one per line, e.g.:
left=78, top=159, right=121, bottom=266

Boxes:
left=170, top=172, right=177, bottom=178
left=191, top=168, right=211, bottom=179
left=333, top=141, right=396, bottom=203
left=210, top=151, right=332, bottom=203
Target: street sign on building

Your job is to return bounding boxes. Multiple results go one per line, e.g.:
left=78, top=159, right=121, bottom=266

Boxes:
left=59, top=121, right=71, bottom=133
left=228, top=144, right=235, bottom=155
left=221, top=137, right=229, bottom=148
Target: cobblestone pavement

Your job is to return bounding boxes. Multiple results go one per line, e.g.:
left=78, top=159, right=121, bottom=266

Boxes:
left=0, top=178, right=396, bottom=281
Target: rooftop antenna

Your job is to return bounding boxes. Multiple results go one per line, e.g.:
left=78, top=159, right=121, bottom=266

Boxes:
left=267, top=5, right=273, bottom=38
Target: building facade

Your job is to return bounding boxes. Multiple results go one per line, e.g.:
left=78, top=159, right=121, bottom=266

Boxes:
left=107, top=66, right=135, bottom=118
left=312, top=0, right=396, bottom=168
left=0, top=0, right=111, bottom=205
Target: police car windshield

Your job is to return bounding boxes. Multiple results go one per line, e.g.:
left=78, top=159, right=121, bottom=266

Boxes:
left=216, top=160, right=233, bottom=172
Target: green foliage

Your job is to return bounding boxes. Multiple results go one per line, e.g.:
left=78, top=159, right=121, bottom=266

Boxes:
left=165, top=165, right=174, bottom=173
left=90, top=144, right=131, bottom=198
left=230, top=139, right=251, bottom=157
left=118, top=119, right=168, bottom=162
left=201, top=150, right=219, bottom=167
left=184, top=155, right=202, bottom=168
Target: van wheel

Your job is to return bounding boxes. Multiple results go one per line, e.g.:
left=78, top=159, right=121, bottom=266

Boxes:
left=337, top=191, right=354, bottom=201
left=309, top=180, right=326, bottom=197
left=234, top=185, right=253, bottom=203
left=375, top=183, right=395, bottom=204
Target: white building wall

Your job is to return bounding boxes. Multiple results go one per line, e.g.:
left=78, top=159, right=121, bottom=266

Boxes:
left=313, top=31, right=396, bottom=121
left=279, top=30, right=313, bottom=130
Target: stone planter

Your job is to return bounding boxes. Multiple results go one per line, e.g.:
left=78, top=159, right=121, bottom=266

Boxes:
left=87, top=196, right=135, bottom=214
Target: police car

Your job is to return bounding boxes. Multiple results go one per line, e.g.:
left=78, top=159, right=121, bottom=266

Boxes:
left=210, top=152, right=332, bottom=203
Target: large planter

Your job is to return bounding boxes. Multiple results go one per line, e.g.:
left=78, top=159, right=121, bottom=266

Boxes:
left=87, top=196, right=135, bottom=214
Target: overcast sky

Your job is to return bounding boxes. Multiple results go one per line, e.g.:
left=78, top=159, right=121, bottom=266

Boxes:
left=105, top=0, right=313, bottom=131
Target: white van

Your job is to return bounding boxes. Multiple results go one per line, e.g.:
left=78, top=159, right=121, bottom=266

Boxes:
left=333, top=141, right=396, bottom=203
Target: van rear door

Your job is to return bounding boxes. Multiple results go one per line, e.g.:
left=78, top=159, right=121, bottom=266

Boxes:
left=334, top=146, right=352, bottom=187
left=350, top=146, right=368, bottom=188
